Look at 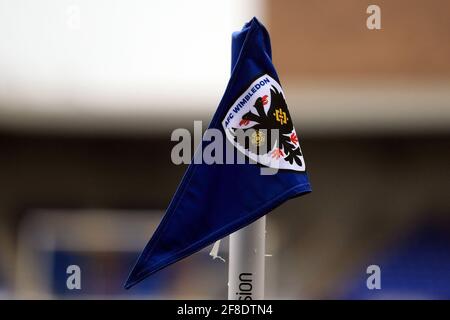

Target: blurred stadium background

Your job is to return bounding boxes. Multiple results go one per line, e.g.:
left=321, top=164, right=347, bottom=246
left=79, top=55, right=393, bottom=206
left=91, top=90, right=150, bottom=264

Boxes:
left=0, top=0, right=450, bottom=299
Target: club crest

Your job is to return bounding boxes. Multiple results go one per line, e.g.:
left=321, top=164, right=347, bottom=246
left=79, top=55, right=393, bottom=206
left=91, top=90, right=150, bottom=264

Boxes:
left=222, top=74, right=306, bottom=171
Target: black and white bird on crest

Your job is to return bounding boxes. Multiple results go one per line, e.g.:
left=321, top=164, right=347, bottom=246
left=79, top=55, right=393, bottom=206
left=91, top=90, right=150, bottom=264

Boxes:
left=231, top=85, right=303, bottom=167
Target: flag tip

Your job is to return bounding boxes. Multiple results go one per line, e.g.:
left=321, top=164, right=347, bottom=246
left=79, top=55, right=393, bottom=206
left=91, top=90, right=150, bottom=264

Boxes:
left=123, top=266, right=143, bottom=290
left=123, top=277, right=134, bottom=290
left=123, top=274, right=143, bottom=290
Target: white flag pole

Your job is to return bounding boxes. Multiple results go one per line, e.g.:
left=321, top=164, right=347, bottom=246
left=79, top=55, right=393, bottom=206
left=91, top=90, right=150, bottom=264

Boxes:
left=228, top=216, right=266, bottom=300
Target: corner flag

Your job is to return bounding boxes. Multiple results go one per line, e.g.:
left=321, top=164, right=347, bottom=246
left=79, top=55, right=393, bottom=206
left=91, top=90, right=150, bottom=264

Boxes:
left=125, top=17, right=311, bottom=289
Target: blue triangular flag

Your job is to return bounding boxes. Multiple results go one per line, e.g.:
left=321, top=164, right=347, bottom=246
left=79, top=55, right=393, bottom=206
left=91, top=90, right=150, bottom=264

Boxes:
left=125, top=17, right=311, bottom=289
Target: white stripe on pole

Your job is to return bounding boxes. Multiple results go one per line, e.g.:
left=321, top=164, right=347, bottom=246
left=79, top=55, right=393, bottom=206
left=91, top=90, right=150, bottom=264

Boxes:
left=228, top=216, right=266, bottom=300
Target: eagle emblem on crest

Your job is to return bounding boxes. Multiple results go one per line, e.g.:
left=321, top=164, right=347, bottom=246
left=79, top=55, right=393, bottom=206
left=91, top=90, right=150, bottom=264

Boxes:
left=222, top=74, right=306, bottom=172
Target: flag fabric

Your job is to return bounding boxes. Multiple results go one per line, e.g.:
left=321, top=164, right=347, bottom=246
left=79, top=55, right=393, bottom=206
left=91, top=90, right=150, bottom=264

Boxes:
left=125, top=17, right=311, bottom=289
